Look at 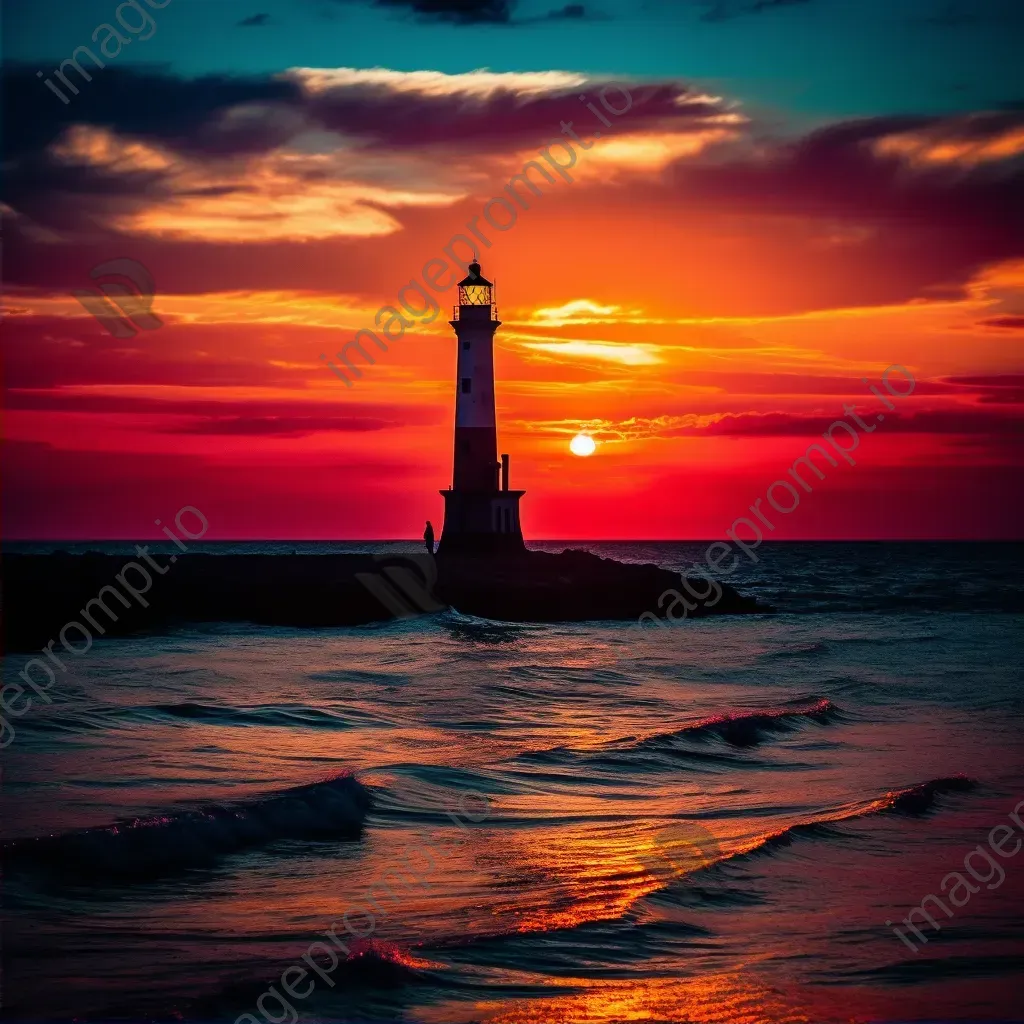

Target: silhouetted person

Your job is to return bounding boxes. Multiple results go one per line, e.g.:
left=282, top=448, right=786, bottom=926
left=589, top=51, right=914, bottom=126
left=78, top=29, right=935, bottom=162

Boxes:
left=424, top=520, right=435, bottom=555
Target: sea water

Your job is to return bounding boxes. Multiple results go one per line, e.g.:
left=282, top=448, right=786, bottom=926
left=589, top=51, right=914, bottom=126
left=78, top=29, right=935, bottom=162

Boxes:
left=2, top=542, right=1022, bottom=1022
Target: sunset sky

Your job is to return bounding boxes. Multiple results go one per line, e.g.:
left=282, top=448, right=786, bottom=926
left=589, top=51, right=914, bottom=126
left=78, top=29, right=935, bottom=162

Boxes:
left=3, top=0, right=1023, bottom=539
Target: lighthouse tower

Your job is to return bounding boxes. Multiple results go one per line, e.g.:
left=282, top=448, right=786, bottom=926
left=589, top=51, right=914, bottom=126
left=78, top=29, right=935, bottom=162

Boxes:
left=438, top=261, right=525, bottom=555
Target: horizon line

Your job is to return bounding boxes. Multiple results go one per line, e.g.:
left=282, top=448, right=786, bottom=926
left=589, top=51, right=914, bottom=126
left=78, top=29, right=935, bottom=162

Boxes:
left=5, top=538, right=1024, bottom=545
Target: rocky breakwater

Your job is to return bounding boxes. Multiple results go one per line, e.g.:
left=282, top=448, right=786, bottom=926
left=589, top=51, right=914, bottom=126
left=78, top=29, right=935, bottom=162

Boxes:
left=3, top=548, right=770, bottom=653
left=438, top=548, right=770, bottom=622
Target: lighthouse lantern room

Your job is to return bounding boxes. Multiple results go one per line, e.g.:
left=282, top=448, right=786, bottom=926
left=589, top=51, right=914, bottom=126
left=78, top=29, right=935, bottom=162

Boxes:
left=438, top=261, right=525, bottom=555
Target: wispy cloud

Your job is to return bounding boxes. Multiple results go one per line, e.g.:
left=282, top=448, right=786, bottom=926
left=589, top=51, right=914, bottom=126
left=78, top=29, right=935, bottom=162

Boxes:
left=516, top=339, right=663, bottom=365
left=519, top=405, right=1024, bottom=443
left=874, top=115, right=1024, bottom=167
left=528, top=299, right=624, bottom=325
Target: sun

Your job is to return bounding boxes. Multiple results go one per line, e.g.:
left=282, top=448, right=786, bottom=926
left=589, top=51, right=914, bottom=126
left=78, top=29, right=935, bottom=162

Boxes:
left=569, top=433, right=597, bottom=457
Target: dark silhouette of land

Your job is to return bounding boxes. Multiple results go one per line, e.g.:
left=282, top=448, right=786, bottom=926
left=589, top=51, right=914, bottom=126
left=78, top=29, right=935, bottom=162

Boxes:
left=2, top=548, right=769, bottom=653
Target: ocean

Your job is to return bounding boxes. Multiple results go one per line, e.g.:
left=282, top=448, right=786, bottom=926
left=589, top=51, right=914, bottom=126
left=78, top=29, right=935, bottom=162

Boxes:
left=2, top=541, right=1023, bottom=1023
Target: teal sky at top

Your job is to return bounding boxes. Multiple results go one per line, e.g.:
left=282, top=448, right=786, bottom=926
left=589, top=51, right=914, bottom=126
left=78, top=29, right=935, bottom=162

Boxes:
left=5, top=0, right=1022, bottom=123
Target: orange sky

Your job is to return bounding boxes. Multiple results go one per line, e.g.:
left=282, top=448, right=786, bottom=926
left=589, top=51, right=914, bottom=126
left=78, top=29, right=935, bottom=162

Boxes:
left=4, top=68, right=1023, bottom=539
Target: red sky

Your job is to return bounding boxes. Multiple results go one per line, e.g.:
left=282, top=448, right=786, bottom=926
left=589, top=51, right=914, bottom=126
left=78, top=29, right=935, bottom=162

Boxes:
left=3, top=60, right=1023, bottom=539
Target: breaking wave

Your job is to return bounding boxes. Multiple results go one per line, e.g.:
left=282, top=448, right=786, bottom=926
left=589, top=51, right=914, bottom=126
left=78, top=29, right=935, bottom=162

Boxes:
left=881, top=774, right=978, bottom=815
left=731, top=775, right=980, bottom=863
left=3, top=772, right=373, bottom=883
left=624, top=698, right=842, bottom=750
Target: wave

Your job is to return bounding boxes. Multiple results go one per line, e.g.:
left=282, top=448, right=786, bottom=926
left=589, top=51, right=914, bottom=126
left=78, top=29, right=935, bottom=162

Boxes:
left=622, top=698, right=842, bottom=751
left=730, top=821, right=854, bottom=863
left=730, top=775, right=980, bottom=865
left=308, top=938, right=441, bottom=986
left=760, top=641, right=829, bottom=659
left=3, top=772, right=372, bottom=883
left=881, top=774, right=978, bottom=815
left=519, top=699, right=843, bottom=770
left=20, top=701, right=373, bottom=734
left=77, top=938, right=442, bottom=1024
left=146, top=701, right=369, bottom=729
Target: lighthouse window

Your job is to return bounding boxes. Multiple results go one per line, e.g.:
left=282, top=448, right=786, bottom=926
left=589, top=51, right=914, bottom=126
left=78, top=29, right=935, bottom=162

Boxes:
left=461, top=378, right=471, bottom=393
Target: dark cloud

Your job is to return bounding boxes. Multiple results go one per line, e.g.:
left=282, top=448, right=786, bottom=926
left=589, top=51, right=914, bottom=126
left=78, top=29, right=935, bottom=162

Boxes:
left=701, top=0, right=813, bottom=22
left=0, top=63, right=721, bottom=263
left=3, top=389, right=438, bottom=420
left=943, top=375, right=1024, bottom=387
left=524, top=3, right=599, bottom=22
left=547, top=3, right=588, bottom=17
left=334, top=0, right=594, bottom=26
left=372, top=0, right=512, bottom=23
left=750, top=0, right=810, bottom=10
left=238, top=13, right=272, bottom=26
left=940, top=375, right=1024, bottom=404
left=977, top=316, right=1024, bottom=330
left=1, top=64, right=710, bottom=165
left=3, top=62, right=1023, bottom=308
left=296, top=78, right=705, bottom=152
left=3, top=387, right=444, bottom=436
left=655, top=111, right=1024, bottom=298
left=165, top=415, right=396, bottom=435
left=2, top=65, right=303, bottom=164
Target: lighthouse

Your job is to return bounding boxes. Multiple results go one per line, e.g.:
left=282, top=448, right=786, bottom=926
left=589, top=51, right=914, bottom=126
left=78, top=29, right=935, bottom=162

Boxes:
left=438, top=261, right=525, bottom=555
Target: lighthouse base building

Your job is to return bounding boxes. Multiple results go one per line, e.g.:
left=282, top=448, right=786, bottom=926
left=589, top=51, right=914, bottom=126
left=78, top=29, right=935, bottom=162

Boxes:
left=438, top=486, right=525, bottom=554
left=438, top=262, right=525, bottom=556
